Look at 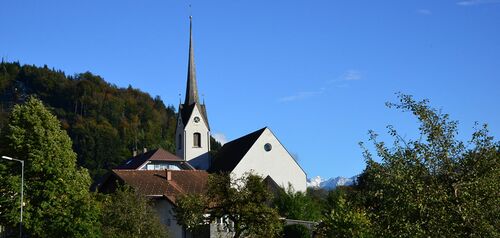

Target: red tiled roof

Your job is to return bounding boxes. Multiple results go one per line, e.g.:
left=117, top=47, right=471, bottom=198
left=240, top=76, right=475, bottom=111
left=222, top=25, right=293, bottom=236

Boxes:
left=111, top=169, right=208, bottom=204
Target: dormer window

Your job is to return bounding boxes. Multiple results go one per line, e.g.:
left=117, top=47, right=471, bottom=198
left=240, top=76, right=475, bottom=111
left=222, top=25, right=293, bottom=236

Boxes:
left=193, top=132, right=201, bottom=147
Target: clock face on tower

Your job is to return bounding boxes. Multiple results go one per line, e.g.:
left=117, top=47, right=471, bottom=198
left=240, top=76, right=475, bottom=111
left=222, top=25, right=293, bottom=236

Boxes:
left=194, top=116, right=200, bottom=123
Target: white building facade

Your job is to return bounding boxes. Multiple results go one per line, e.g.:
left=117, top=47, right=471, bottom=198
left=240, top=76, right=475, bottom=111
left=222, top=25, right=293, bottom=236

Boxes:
left=231, top=128, right=307, bottom=192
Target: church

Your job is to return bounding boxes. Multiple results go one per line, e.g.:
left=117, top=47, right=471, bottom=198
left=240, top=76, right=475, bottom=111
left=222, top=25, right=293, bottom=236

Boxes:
left=99, top=17, right=306, bottom=237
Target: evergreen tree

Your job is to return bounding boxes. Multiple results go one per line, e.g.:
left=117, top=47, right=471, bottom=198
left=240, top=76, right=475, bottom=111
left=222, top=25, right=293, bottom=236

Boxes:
left=0, top=97, right=100, bottom=237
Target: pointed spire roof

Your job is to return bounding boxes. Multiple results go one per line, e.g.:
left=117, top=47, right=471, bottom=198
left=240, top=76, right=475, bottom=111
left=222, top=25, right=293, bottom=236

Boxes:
left=178, top=16, right=210, bottom=130
left=185, top=16, right=199, bottom=105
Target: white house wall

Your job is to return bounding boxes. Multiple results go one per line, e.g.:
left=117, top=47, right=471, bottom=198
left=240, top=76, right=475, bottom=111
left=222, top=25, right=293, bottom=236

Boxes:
left=153, top=199, right=192, bottom=238
left=154, top=199, right=234, bottom=238
left=231, top=128, right=307, bottom=192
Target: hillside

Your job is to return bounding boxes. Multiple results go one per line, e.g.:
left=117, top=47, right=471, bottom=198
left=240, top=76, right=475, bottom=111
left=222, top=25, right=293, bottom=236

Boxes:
left=0, top=61, right=178, bottom=179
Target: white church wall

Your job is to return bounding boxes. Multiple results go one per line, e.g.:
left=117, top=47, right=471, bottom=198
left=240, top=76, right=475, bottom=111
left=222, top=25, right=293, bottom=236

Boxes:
left=231, top=128, right=307, bottom=192
left=177, top=105, right=211, bottom=169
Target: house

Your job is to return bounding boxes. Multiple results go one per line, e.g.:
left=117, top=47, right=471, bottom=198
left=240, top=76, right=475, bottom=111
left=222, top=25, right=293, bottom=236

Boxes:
left=99, top=148, right=209, bottom=238
left=115, top=148, right=195, bottom=171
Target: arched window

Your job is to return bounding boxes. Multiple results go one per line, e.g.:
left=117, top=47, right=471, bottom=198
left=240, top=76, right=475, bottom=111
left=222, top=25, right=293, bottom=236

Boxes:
left=178, top=134, right=182, bottom=149
left=193, top=133, right=201, bottom=148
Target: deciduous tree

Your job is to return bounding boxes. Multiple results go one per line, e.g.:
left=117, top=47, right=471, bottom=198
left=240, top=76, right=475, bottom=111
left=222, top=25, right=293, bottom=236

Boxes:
left=101, top=186, right=169, bottom=238
left=0, top=97, right=100, bottom=237
left=273, top=185, right=322, bottom=221
left=175, top=173, right=283, bottom=238
left=317, top=189, right=373, bottom=238
left=357, top=94, right=500, bottom=237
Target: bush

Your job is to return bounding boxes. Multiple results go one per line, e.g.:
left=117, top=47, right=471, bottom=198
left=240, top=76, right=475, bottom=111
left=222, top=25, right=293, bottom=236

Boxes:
left=283, top=224, right=310, bottom=238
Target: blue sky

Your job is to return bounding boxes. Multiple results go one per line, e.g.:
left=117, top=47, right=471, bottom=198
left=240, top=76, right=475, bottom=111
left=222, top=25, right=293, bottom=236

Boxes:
left=1, top=0, right=499, bottom=178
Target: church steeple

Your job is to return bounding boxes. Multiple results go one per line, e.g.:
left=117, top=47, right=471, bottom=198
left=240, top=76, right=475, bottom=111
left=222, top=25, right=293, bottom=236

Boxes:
left=175, top=15, right=211, bottom=169
left=185, top=16, right=199, bottom=106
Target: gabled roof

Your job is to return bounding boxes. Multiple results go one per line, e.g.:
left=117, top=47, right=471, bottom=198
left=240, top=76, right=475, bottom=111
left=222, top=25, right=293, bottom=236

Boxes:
left=111, top=169, right=208, bottom=204
left=178, top=103, right=210, bottom=130
left=114, top=148, right=193, bottom=170
left=209, top=127, right=267, bottom=173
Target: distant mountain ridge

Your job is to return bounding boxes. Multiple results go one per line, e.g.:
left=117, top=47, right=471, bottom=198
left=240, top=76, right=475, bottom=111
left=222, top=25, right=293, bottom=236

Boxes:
left=307, top=176, right=356, bottom=190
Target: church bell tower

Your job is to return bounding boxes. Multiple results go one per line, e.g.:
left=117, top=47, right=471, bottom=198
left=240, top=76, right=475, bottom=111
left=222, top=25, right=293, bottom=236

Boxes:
left=175, top=16, right=211, bottom=169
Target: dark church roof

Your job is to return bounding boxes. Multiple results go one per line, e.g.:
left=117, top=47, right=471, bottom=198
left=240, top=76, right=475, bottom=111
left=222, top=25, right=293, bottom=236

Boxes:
left=209, top=127, right=267, bottom=173
left=185, top=16, right=199, bottom=106
left=179, top=103, right=210, bottom=130
left=114, top=148, right=194, bottom=170
left=178, top=16, right=210, bottom=130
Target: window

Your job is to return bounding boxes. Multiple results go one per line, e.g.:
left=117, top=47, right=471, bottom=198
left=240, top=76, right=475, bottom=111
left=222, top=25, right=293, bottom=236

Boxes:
left=264, top=143, right=272, bottom=152
left=178, top=134, right=182, bottom=150
left=193, top=132, right=201, bottom=147
left=145, top=162, right=171, bottom=170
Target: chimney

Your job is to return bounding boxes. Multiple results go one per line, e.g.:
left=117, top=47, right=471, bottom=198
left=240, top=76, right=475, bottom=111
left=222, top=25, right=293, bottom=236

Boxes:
left=133, top=150, right=137, bottom=157
left=143, top=147, right=147, bottom=153
left=166, top=170, right=172, bottom=181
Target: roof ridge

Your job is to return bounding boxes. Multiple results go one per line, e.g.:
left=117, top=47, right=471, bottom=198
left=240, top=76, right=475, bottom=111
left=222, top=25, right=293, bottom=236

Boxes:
left=209, top=127, right=267, bottom=173
left=225, top=127, right=266, bottom=145
left=112, top=169, right=138, bottom=172
left=169, top=169, right=205, bottom=173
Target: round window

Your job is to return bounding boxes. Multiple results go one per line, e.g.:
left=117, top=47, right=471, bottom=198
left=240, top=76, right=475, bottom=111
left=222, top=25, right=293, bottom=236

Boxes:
left=264, top=143, right=272, bottom=152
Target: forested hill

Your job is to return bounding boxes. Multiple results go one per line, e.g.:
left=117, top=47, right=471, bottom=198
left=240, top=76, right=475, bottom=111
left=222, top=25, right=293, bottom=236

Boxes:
left=0, top=61, right=178, bottom=179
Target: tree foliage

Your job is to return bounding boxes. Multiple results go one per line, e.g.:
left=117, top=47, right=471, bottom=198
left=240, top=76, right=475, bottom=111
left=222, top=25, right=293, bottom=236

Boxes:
left=356, top=94, right=500, bottom=237
left=0, top=97, right=100, bottom=237
left=100, top=186, right=169, bottom=238
left=283, top=224, right=311, bottom=238
left=273, top=185, right=322, bottom=221
left=0, top=62, right=177, bottom=180
left=317, top=189, right=373, bottom=238
left=175, top=173, right=283, bottom=238
left=209, top=136, right=223, bottom=158
left=173, top=192, right=208, bottom=232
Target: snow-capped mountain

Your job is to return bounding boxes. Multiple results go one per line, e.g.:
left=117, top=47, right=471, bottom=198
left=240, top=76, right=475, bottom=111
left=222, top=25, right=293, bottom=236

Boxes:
left=307, top=176, right=356, bottom=190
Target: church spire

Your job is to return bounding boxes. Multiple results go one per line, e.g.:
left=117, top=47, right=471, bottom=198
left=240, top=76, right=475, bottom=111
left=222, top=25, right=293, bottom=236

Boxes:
left=185, top=16, right=199, bottom=105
